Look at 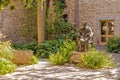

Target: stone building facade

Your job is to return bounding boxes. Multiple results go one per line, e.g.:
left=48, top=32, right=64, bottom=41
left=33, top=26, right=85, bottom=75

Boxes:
left=0, top=0, right=120, bottom=46
left=64, top=0, right=120, bottom=46
left=0, top=1, right=26, bottom=43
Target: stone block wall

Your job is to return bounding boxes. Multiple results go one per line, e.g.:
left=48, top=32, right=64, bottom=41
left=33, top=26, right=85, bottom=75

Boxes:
left=0, top=0, right=120, bottom=45
left=0, top=1, right=26, bottom=43
left=65, top=0, right=120, bottom=45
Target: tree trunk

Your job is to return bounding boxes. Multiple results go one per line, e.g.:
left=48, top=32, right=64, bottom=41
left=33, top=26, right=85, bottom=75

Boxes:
left=37, top=0, right=45, bottom=46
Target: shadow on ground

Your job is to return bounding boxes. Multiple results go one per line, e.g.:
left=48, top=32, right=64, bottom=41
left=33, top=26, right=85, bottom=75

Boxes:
left=0, top=59, right=119, bottom=80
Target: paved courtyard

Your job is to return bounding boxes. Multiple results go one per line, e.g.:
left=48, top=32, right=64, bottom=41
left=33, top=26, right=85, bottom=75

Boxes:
left=0, top=58, right=119, bottom=80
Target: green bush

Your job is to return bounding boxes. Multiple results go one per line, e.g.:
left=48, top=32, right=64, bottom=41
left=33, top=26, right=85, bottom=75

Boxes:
left=36, top=39, right=64, bottom=58
left=78, top=49, right=114, bottom=69
left=49, top=52, right=66, bottom=65
left=0, top=58, right=16, bottom=75
left=45, top=0, right=77, bottom=40
left=0, top=34, right=16, bottom=75
left=107, top=37, right=120, bottom=53
left=49, top=40, right=77, bottom=65
left=0, top=41, right=14, bottom=60
left=12, top=42, right=38, bottom=54
left=29, top=55, right=38, bottom=65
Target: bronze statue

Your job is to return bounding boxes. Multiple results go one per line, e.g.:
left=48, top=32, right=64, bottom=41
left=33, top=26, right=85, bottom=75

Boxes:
left=77, top=22, right=94, bottom=52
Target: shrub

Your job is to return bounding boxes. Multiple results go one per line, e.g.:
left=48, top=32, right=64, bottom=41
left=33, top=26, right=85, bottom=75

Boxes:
left=49, top=40, right=77, bottom=65
left=107, top=37, right=120, bottom=53
left=0, top=41, right=14, bottom=60
left=49, top=52, right=66, bottom=65
left=45, top=0, right=77, bottom=40
left=78, top=49, right=114, bottom=69
left=36, top=39, right=64, bottom=58
left=28, top=55, right=38, bottom=65
left=12, top=42, right=38, bottom=54
left=0, top=58, right=16, bottom=75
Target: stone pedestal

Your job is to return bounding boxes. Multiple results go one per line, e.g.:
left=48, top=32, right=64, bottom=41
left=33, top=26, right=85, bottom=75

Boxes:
left=70, top=51, right=85, bottom=64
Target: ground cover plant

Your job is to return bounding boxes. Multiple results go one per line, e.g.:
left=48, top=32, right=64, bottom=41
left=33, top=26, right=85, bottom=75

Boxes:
left=78, top=49, right=114, bottom=69
left=12, top=42, right=38, bottom=54
left=49, top=40, right=77, bottom=65
left=0, top=58, right=16, bottom=75
left=0, top=35, right=16, bottom=75
left=28, top=55, right=38, bottom=65
left=107, top=36, right=120, bottom=53
left=36, top=39, right=65, bottom=58
left=0, top=41, right=14, bottom=60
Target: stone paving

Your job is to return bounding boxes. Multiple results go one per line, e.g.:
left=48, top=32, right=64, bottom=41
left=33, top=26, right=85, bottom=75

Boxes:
left=0, top=58, right=119, bottom=80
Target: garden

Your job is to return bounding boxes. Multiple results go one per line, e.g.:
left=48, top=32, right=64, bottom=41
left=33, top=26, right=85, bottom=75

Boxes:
left=0, top=0, right=120, bottom=80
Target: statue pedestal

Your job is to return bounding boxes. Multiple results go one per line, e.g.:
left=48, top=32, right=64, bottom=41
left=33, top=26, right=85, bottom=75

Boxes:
left=70, top=51, right=85, bottom=64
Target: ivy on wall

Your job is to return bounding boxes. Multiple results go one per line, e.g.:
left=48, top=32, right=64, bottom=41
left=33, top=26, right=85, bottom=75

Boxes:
left=0, top=0, right=36, bottom=10
left=17, top=2, right=38, bottom=42
left=45, top=0, right=76, bottom=40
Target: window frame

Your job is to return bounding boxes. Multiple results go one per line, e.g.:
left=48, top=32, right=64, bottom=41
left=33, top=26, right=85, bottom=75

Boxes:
left=100, top=20, right=114, bottom=45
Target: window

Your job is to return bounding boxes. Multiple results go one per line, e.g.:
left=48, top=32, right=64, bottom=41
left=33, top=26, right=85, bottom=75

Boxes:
left=63, top=14, right=68, bottom=22
left=100, top=20, right=114, bottom=45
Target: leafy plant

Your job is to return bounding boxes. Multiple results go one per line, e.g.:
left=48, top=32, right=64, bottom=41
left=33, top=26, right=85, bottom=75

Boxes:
left=45, top=0, right=77, bottom=40
left=36, top=39, right=64, bottom=58
left=0, top=32, right=16, bottom=75
left=12, top=42, right=38, bottom=54
left=0, top=41, right=14, bottom=60
left=107, top=37, right=120, bottom=53
left=49, top=40, right=77, bottom=65
left=28, top=55, right=38, bottom=65
left=49, top=52, right=66, bottom=65
left=78, top=49, right=114, bottom=69
left=118, top=78, right=120, bottom=80
left=0, top=58, right=16, bottom=75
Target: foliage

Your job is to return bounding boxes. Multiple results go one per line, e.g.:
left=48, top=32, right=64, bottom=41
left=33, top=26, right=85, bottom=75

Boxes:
left=118, top=78, right=120, bottom=80
left=28, top=55, right=38, bottom=65
left=107, top=37, right=120, bottom=53
left=0, top=0, right=37, bottom=11
left=49, top=52, right=66, bottom=65
left=12, top=42, right=38, bottom=54
left=0, top=33, right=16, bottom=75
left=17, top=1, right=38, bottom=41
left=49, top=40, right=77, bottom=65
left=78, top=49, right=114, bottom=69
left=45, top=0, right=77, bottom=40
left=0, top=41, right=14, bottom=60
left=36, top=39, right=64, bottom=58
left=0, top=58, right=16, bottom=75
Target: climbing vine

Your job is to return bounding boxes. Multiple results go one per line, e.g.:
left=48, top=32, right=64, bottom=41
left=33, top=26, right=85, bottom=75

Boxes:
left=0, top=0, right=37, bottom=10
left=17, top=2, right=38, bottom=42
left=45, top=0, right=76, bottom=40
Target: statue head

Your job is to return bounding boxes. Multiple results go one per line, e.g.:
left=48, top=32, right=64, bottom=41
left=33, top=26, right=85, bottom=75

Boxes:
left=82, top=21, right=87, bottom=29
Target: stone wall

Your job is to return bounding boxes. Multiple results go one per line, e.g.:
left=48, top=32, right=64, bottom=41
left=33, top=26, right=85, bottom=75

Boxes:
left=0, top=0, right=120, bottom=45
left=66, top=0, right=120, bottom=45
left=64, top=0, right=76, bottom=25
left=0, top=1, right=26, bottom=43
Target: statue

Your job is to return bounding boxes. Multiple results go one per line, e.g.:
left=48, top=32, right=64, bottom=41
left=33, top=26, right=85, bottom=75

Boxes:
left=77, top=22, right=94, bottom=52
